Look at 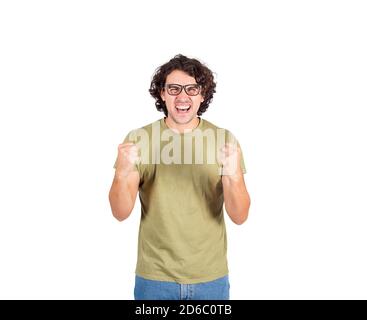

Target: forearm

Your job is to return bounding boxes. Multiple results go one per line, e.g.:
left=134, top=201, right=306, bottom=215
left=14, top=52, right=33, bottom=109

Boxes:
left=222, top=174, right=251, bottom=225
left=109, top=172, right=135, bottom=221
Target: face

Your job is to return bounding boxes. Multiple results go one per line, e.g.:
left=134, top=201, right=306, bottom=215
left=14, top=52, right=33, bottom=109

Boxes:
left=160, top=69, right=204, bottom=126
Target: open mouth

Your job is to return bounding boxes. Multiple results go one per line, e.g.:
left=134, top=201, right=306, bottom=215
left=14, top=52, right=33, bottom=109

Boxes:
left=175, top=105, right=191, bottom=114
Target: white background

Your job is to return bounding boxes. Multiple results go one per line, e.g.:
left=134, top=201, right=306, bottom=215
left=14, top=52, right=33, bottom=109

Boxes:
left=1, top=0, right=366, bottom=299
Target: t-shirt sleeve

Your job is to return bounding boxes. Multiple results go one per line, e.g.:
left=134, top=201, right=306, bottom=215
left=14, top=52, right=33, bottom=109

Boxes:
left=225, top=130, right=247, bottom=175
left=113, top=130, right=139, bottom=170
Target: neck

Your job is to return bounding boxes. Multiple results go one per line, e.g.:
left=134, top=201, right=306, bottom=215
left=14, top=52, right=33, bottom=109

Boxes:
left=164, top=116, right=200, bottom=133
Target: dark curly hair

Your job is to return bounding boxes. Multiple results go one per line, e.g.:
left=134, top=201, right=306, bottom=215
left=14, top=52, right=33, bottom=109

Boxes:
left=149, top=54, right=216, bottom=116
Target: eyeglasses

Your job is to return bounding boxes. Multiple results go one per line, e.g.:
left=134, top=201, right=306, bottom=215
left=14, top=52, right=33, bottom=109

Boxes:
left=164, top=83, right=201, bottom=96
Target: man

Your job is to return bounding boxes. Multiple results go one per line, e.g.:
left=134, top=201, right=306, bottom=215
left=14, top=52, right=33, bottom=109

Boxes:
left=109, top=54, right=250, bottom=300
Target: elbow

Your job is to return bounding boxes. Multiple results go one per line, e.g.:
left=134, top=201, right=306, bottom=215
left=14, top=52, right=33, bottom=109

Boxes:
left=109, top=192, right=132, bottom=222
left=111, top=208, right=132, bottom=222
left=114, top=215, right=128, bottom=222
left=233, top=212, right=248, bottom=225
left=233, top=198, right=251, bottom=225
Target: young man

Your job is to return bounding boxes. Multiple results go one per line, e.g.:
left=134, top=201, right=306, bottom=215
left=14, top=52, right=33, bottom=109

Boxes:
left=109, top=54, right=250, bottom=300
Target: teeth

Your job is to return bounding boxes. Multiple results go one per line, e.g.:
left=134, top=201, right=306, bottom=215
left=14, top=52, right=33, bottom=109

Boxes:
left=176, top=105, right=190, bottom=110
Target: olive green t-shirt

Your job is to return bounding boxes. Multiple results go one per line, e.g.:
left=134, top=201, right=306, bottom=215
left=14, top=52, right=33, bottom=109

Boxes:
left=114, top=117, right=246, bottom=284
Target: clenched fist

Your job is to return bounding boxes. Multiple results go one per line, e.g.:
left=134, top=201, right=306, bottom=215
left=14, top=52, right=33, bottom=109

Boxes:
left=217, top=143, right=241, bottom=177
left=115, top=143, right=140, bottom=177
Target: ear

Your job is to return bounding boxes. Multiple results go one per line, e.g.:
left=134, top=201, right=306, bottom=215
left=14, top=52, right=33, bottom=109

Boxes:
left=160, top=89, right=165, bottom=102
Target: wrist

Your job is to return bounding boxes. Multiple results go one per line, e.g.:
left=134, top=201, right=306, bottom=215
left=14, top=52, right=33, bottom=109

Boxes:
left=222, top=172, right=243, bottom=183
left=114, top=169, right=131, bottom=179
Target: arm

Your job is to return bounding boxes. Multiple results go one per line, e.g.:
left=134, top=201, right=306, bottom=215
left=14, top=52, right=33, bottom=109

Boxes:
left=109, top=171, right=139, bottom=221
left=109, top=142, right=140, bottom=221
left=222, top=173, right=251, bottom=225
left=220, top=144, right=251, bottom=225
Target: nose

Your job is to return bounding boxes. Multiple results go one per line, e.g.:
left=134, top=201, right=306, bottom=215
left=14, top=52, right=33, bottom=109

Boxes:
left=177, top=89, right=189, bottom=99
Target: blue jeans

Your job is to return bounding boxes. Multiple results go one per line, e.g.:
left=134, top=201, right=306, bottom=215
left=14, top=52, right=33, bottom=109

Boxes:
left=134, top=275, right=230, bottom=300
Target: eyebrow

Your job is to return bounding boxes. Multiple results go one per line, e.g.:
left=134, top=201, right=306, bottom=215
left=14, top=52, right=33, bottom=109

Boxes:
left=166, top=83, right=199, bottom=86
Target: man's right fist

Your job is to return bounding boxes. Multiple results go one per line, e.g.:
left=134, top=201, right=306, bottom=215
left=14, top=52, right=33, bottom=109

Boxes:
left=115, top=143, right=140, bottom=177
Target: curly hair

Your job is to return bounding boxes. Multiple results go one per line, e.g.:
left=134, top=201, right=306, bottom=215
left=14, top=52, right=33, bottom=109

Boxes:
left=149, top=54, right=216, bottom=116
